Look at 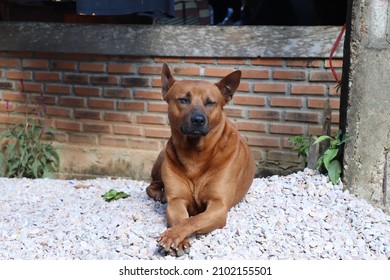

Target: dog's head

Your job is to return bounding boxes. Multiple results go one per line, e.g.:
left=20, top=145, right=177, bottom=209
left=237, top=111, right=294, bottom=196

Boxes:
left=161, top=63, right=241, bottom=138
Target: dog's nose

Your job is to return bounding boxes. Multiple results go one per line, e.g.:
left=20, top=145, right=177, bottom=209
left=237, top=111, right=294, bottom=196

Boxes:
left=191, top=112, right=206, bottom=127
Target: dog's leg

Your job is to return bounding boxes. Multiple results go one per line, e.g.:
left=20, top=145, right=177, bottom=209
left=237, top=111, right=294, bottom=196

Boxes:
left=146, top=150, right=166, bottom=203
left=158, top=197, right=192, bottom=255
left=158, top=198, right=229, bottom=255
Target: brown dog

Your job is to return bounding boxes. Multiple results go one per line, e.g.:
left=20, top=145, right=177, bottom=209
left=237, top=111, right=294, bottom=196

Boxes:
left=146, top=63, right=255, bottom=256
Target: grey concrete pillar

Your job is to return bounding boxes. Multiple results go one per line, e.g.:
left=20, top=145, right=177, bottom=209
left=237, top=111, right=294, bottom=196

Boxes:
left=343, top=0, right=390, bottom=213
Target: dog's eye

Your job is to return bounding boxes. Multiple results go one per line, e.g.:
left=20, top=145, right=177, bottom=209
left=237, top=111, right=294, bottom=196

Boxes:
left=205, top=100, right=217, bottom=107
left=177, top=97, right=190, bottom=105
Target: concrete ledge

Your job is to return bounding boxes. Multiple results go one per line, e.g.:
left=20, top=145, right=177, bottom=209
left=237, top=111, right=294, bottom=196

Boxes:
left=0, top=23, right=344, bottom=58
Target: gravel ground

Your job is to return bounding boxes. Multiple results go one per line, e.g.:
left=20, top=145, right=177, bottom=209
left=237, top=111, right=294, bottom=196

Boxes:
left=0, top=168, right=389, bottom=260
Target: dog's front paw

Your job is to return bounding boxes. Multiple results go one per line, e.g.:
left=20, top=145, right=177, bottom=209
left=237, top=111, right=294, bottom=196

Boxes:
left=157, top=228, right=191, bottom=257
left=146, top=184, right=167, bottom=203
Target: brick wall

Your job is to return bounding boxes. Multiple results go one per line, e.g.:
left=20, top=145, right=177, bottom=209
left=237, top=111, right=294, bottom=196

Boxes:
left=0, top=51, right=342, bottom=179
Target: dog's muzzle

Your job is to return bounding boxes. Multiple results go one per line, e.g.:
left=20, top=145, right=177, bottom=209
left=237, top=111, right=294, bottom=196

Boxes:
left=180, top=110, right=209, bottom=136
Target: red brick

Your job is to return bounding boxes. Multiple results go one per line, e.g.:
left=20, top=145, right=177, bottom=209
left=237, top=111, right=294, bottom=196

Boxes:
left=331, top=112, right=340, bottom=124
left=240, top=69, right=269, bottom=79
left=88, top=99, right=115, bottom=109
left=0, top=101, right=14, bottom=112
left=291, top=85, right=325, bottom=95
left=80, top=62, right=105, bottom=72
left=273, top=70, right=306, bottom=81
left=286, top=59, right=321, bottom=68
left=2, top=92, right=28, bottom=102
left=307, top=98, right=340, bottom=109
left=268, top=150, right=302, bottom=163
left=139, top=66, right=161, bottom=75
left=74, top=86, right=101, bottom=97
left=309, top=71, right=341, bottom=82
left=45, top=84, right=71, bottom=95
left=15, top=104, right=34, bottom=114
left=69, top=134, right=98, bottom=145
left=107, top=63, right=135, bottom=74
left=285, top=111, right=319, bottom=123
left=83, top=123, right=111, bottom=133
left=237, top=82, right=250, bottom=92
left=113, top=125, right=142, bottom=136
left=134, top=90, right=162, bottom=100
left=32, top=94, right=56, bottom=105
left=172, top=66, right=200, bottom=76
left=0, top=58, right=20, bottom=67
left=325, top=59, right=343, bottom=68
left=90, top=75, right=119, bottom=86
left=136, top=114, right=166, bottom=125
left=100, top=136, right=128, bottom=147
left=19, top=82, right=42, bottom=93
left=105, top=112, right=132, bottom=123
left=56, top=120, right=82, bottom=132
left=270, top=97, right=303, bottom=108
left=308, top=125, right=324, bottom=136
left=51, top=60, right=77, bottom=71
left=121, top=77, right=150, bottom=87
left=252, top=58, right=283, bottom=66
left=60, top=97, right=85, bottom=107
left=64, top=74, right=89, bottom=84
left=204, top=68, right=235, bottom=78
left=224, top=107, right=245, bottom=118
left=145, top=128, right=171, bottom=139
left=103, top=88, right=131, bottom=99
left=35, top=72, right=61, bottom=82
left=233, top=95, right=265, bottom=106
left=148, top=102, right=168, bottom=113
left=22, top=59, right=49, bottom=69
left=236, top=121, right=265, bottom=132
left=247, top=136, right=280, bottom=147
left=152, top=78, right=161, bottom=88
left=4, top=51, right=32, bottom=58
left=0, top=114, right=24, bottom=124
left=253, top=83, right=286, bottom=93
left=6, top=70, right=32, bottom=80
left=308, top=125, right=339, bottom=136
left=270, top=124, right=304, bottom=135
left=45, top=106, right=71, bottom=118
left=249, top=109, right=281, bottom=120
left=74, top=109, right=102, bottom=120
left=217, top=58, right=248, bottom=65
left=184, top=58, right=215, bottom=64
left=128, top=139, right=160, bottom=150
left=118, top=101, right=145, bottom=111
left=154, top=57, right=181, bottom=63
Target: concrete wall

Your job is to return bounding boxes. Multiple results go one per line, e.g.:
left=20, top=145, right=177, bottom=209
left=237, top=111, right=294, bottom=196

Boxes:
left=343, top=0, right=390, bottom=213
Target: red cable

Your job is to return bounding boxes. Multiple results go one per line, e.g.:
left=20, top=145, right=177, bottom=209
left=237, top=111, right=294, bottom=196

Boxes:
left=329, top=23, right=346, bottom=84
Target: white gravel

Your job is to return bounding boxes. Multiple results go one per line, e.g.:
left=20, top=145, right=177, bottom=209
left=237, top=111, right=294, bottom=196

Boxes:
left=0, top=168, right=389, bottom=260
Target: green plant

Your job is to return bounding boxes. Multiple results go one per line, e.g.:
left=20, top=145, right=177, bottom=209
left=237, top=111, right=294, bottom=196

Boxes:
left=289, top=135, right=310, bottom=158
left=101, top=189, right=130, bottom=202
left=314, top=129, right=349, bottom=185
left=0, top=118, right=60, bottom=178
left=0, top=79, right=59, bottom=178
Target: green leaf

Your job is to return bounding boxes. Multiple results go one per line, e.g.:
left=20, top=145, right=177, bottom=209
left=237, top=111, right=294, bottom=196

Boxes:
left=328, top=160, right=341, bottom=185
left=32, top=159, right=41, bottom=178
left=313, top=135, right=332, bottom=145
left=323, top=148, right=339, bottom=171
left=101, top=189, right=130, bottom=202
left=316, top=155, right=324, bottom=171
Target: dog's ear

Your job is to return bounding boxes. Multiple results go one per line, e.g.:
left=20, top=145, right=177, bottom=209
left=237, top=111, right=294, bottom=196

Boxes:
left=215, top=70, right=241, bottom=105
left=161, top=63, right=175, bottom=99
